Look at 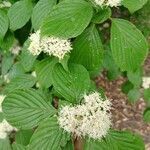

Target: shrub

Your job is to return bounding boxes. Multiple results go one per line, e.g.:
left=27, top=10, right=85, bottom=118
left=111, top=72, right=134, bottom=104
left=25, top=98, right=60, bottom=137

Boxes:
left=0, top=0, right=149, bottom=149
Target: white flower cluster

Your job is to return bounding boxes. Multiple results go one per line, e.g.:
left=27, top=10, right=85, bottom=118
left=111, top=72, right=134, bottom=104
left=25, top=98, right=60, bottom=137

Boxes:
left=10, top=42, right=21, bottom=55
left=58, top=92, right=111, bottom=139
left=142, top=77, right=150, bottom=89
left=0, top=1, right=11, bottom=8
left=28, top=30, right=41, bottom=56
left=0, top=119, right=16, bottom=139
left=11, top=45, right=21, bottom=55
left=0, top=95, right=17, bottom=139
left=94, top=0, right=122, bottom=7
left=28, top=30, right=72, bottom=59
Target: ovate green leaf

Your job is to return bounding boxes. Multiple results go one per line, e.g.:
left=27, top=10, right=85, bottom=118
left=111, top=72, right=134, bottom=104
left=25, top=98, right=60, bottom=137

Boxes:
left=41, top=0, right=93, bottom=38
left=12, top=143, right=26, bottom=150
left=20, top=40, right=37, bottom=72
left=52, top=64, right=91, bottom=103
left=122, top=0, right=148, bottom=13
left=15, top=129, right=33, bottom=146
left=7, top=62, right=25, bottom=80
left=62, top=140, right=74, bottom=150
left=0, top=31, right=15, bottom=52
left=0, top=10, right=9, bottom=41
left=103, top=50, right=120, bottom=80
left=121, top=81, right=134, bottom=94
left=143, top=88, right=150, bottom=103
left=127, top=69, right=142, bottom=88
left=0, top=138, right=11, bottom=150
left=2, top=89, right=56, bottom=129
left=29, top=117, right=70, bottom=150
left=92, top=7, right=111, bottom=24
left=35, top=57, right=58, bottom=88
left=4, top=74, right=37, bottom=93
left=143, top=108, right=150, bottom=123
left=111, top=19, right=148, bottom=71
left=32, top=0, right=57, bottom=30
left=1, top=54, right=14, bottom=76
left=70, top=25, right=103, bottom=75
left=127, top=88, right=141, bottom=103
left=84, top=130, right=144, bottom=150
left=8, top=0, right=33, bottom=30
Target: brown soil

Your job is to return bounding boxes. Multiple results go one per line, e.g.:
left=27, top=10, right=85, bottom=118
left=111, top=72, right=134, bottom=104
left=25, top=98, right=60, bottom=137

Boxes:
left=95, top=54, right=150, bottom=150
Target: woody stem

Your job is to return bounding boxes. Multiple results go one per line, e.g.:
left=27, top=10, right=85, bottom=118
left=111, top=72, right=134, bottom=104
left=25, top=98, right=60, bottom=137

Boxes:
left=74, top=137, right=83, bottom=150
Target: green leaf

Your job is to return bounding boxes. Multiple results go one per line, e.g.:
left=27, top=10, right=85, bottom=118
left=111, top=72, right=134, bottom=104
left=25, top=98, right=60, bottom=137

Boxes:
left=70, top=25, right=103, bottom=75
left=62, top=140, right=74, bottom=150
left=41, top=0, right=93, bottom=38
left=122, top=0, right=148, bottom=13
left=4, top=74, right=37, bottom=93
left=143, top=108, right=150, bottom=123
left=92, top=7, right=111, bottom=24
left=20, top=40, right=37, bottom=72
left=52, top=63, right=91, bottom=103
left=111, top=18, right=148, bottom=71
left=8, top=0, right=33, bottom=30
left=127, top=88, right=141, bottom=103
left=7, top=62, right=25, bottom=80
left=2, top=89, right=56, bottom=129
left=12, top=143, right=26, bottom=150
left=132, top=0, right=150, bottom=45
left=29, top=117, right=70, bottom=150
left=58, top=100, right=72, bottom=110
left=110, top=130, right=144, bottom=150
left=0, top=31, right=15, bottom=52
left=127, top=69, right=142, bottom=88
left=0, top=10, right=9, bottom=41
left=32, top=0, right=57, bottom=30
left=0, top=137, right=11, bottom=150
left=15, top=130, right=33, bottom=146
left=59, top=54, right=70, bottom=72
left=1, top=54, right=14, bottom=76
left=35, top=57, right=58, bottom=88
left=0, top=112, right=4, bottom=122
left=103, top=50, right=120, bottom=80
left=121, top=81, right=134, bottom=94
left=144, top=88, right=150, bottom=103
left=84, top=130, right=144, bottom=150
left=89, top=80, right=97, bottom=91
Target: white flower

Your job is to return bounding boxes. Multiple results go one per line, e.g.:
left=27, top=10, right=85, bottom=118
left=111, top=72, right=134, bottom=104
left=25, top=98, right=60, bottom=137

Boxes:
left=94, top=0, right=121, bottom=7
left=11, top=46, right=21, bottom=55
left=10, top=42, right=21, bottom=55
left=28, top=30, right=72, bottom=59
left=0, top=119, right=17, bottom=139
left=94, top=0, right=105, bottom=6
left=0, top=1, right=11, bottom=8
left=142, top=77, right=150, bottom=89
left=58, top=92, right=111, bottom=139
left=41, top=37, right=72, bottom=59
left=106, top=0, right=121, bottom=7
left=0, top=95, right=17, bottom=139
left=28, top=30, right=41, bottom=56
left=0, top=95, right=5, bottom=112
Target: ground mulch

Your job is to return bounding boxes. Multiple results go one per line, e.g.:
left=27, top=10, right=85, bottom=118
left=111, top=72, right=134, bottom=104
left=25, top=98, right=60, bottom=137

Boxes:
left=95, top=54, right=150, bottom=150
